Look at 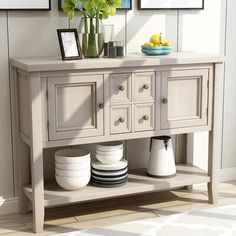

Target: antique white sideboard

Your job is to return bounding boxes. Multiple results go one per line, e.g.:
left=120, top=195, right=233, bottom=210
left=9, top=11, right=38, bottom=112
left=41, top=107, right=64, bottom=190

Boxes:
left=10, top=52, right=224, bottom=233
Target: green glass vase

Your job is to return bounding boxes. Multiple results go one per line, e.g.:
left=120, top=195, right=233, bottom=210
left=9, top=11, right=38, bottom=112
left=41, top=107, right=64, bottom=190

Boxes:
left=79, top=17, right=104, bottom=58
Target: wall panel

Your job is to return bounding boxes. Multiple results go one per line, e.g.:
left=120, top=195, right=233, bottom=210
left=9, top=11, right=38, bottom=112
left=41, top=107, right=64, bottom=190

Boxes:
left=222, top=0, right=236, bottom=168
left=0, top=11, right=14, bottom=198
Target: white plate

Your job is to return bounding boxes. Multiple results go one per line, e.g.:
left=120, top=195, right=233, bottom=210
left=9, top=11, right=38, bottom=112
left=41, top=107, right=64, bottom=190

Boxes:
left=91, top=159, right=128, bottom=171
left=91, top=168, right=128, bottom=176
left=96, top=141, right=123, bottom=151
left=92, top=173, right=128, bottom=182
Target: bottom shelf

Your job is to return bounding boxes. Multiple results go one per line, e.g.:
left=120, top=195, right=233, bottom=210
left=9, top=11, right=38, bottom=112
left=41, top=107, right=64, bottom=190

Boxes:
left=24, top=164, right=210, bottom=208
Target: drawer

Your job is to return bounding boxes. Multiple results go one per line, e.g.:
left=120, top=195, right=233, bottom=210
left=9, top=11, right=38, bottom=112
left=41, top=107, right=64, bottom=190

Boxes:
left=134, top=72, right=155, bottom=101
left=110, top=105, right=131, bottom=134
left=110, top=73, right=131, bottom=103
left=134, top=103, right=155, bottom=132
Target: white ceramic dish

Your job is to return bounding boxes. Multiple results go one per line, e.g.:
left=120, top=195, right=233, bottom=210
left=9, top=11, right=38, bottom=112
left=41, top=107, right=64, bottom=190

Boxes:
left=55, top=148, right=90, bottom=164
left=55, top=168, right=91, bottom=178
left=92, top=173, right=128, bottom=182
left=55, top=160, right=90, bottom=171
left=95, top=153, right=123, bottom=164
left=96, top=141, right=123, bottom=152
left=96, top=149, right=123, bottom=156
left=91, top=159, right=128, bottom=171
left=91, top=168, right=128, bottom=176
left=55, top=175, right=90, bottom=190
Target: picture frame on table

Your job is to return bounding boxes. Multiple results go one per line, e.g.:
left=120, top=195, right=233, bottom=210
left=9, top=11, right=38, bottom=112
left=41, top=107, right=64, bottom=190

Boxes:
left=58, top=0, right=132, bottom=10
left=0, top=0, right=51, bottom=10
left=138, top=0, right=204, bottom=10
left=57, top=29, right=82, bottom=61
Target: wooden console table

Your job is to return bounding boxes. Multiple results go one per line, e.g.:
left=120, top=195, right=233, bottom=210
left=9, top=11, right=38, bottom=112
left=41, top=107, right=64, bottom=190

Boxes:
left=10, top=52, right=224, bottom=233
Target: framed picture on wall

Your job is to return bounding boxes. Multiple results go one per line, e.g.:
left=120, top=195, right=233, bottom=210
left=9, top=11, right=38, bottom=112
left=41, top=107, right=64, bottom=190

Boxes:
left=57, top=29, right=82, bottom=60
left=0, top=0, right=51, bottom=10
left=58, top=0, right=132, bottom=10
left=138, top=0, right=204, bottom=10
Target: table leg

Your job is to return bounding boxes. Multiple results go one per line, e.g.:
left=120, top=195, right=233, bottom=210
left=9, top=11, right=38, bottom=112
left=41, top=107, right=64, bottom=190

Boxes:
left=29, top=73, right=45, bottom=233
left=207, top=63, right=224, bottom=204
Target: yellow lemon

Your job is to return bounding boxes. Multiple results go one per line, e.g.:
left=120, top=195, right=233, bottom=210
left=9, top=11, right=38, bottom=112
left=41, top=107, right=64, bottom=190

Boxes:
left=144, top=42, right=150, bottom=46
left=150, top=34, right=160, bottom=44
left=148, top=42, right=154, bottom=47
left=164, top=41, right=172, bottom=46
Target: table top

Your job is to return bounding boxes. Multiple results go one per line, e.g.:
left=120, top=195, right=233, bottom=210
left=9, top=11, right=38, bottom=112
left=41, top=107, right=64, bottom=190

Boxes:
left=10, top=52, right=224, bottom=72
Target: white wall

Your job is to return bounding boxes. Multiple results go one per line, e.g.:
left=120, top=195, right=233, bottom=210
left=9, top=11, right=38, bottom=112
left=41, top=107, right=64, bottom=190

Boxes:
left=0, top=0, right=232, bottom=215
left=222, top=0, right=236, bottom=168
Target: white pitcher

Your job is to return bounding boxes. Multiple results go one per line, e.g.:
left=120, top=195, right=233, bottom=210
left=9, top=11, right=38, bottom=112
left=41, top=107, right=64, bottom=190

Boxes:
left=147, top=136, right=176, bottom=177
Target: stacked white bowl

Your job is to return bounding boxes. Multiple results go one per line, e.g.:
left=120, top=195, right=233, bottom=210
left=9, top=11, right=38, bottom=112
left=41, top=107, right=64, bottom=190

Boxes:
left=55, top=148, right=91, bottom=190
left=95, top=141, right=123, bottom=164
left=91, top=141, right=128, bottom=187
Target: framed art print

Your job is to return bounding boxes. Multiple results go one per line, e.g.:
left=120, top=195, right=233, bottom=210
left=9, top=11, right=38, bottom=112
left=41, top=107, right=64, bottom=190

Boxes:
left=138, top=0, right=204, bottom=10
left=0, top=0, right=51, bottom=10
left=57, top=29, right=82, bottom=60
left=58, top=0, right=132, bottom=10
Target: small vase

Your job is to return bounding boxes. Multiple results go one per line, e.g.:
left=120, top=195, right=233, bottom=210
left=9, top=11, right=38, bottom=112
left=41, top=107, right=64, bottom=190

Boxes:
left=79, top=17, right=104, bottom=58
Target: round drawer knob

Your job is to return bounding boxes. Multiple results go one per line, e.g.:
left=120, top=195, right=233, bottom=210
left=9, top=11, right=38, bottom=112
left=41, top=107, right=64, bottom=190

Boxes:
left=143, top=84, right=149, bottom=89
left=143, top=115, right=149, bottom=121
left=119, top=117, right=125, bottom=123
left=119, top=85, right=125, bottom=91
left=162, top=98, right=168, bottom=104
left=99, top=103, right=104, bottom=109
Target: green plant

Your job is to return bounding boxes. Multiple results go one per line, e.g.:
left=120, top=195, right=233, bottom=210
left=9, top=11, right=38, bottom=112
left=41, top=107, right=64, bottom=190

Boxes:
left=62, top=0, right=122, bottom=58
left=62, top=0, right=122, bottom=20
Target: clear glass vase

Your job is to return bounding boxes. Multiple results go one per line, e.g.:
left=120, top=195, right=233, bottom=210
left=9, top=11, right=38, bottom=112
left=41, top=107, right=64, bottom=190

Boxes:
left=79, top=17, right=104, bottom=58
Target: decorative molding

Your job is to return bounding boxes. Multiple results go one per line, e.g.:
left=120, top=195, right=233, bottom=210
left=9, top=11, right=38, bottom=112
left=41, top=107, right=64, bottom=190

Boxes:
left=220, top=167, right=236, bottom=182
left=0, top=197, right=19, bottom=215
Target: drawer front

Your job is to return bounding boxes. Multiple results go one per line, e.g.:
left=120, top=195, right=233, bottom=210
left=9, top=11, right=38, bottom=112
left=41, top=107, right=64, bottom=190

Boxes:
left=110, top=73, right=131, bottom=103
left=134, top=72, right=155, bottom=101
left=48, top=75, right=104, bottom=140
left=110, top=105, right=131, bottom=134
left=134, top=103, right=155, bottom=132
left=160, top=68, right=209, bottom=129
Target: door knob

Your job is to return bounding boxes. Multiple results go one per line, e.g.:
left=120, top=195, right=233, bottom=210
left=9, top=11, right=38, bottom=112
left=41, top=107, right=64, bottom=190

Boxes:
left=99, top=103, right=104, bottom=109
left=119, top=117, right=125, bottom=123
left=143, top=84, right=149, bottom=89
left=143, top=115, right=149, bottom=121
left=119, top=85, right=125, bottom=91
left=162, top=98, right=168, bottom=104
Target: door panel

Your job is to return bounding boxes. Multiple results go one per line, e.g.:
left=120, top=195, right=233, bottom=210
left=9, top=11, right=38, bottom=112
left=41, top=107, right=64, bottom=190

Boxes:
left=161, top=69, right=209, bottom=129
left=48, top=74, right=104, bottom=140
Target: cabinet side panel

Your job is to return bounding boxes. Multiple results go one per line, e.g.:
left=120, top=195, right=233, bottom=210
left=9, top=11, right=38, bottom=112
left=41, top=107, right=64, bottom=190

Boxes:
left=18, top=72, right=30, bottom=139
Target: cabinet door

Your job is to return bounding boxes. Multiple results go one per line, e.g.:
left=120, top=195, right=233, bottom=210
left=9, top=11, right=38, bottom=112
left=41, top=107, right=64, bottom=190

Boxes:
left=160, top=69, right=209, bottom=129
left=48, top=75, right=104, bottom=140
